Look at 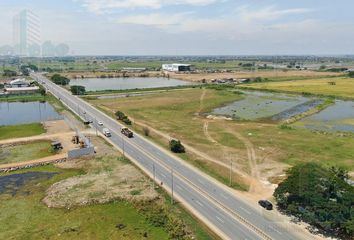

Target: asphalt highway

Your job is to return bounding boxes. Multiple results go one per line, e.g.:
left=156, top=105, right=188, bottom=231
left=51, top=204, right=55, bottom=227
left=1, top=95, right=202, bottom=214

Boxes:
left=32, top=73, right=301, bottom=240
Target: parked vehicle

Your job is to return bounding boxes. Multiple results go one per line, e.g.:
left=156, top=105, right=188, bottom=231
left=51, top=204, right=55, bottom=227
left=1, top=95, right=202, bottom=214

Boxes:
left=258, top=200, right=273, bottom=210
left=103, top=128, right=111, bottom=137
left=121, top=128, right=134, bottom=138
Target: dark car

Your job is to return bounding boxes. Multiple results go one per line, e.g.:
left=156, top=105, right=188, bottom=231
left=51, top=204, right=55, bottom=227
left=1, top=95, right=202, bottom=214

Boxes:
left=258, top=200, right=273, bottom=210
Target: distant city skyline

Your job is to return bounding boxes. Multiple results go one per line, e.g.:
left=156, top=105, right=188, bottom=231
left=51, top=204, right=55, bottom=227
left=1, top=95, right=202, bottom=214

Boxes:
left=0, top=1, right=354, bottom=55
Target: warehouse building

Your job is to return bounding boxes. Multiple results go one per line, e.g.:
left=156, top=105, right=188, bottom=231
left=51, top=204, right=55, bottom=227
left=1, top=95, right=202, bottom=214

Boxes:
left=162, top=63, right=191, bottom=72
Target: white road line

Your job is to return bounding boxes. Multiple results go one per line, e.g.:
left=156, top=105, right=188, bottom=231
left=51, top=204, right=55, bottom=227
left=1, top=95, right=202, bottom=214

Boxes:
left=221, top=193, right=229, bottom=199
left=176, top=184, right=183, bottom=191
left=197, top=178, right=204, bottom=184
left=240, top=207, right=252, bottom=215
left=216, top=216, right=225, bottom=224
left=195, top=200, right=204, bottom=207
left=268, top=226, right=282, bottom=235
left=160, top=173, right=167, bottom=178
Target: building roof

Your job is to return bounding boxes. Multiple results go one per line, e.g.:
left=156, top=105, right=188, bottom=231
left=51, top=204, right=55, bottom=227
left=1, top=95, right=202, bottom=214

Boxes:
left=9, top=78, right=29, bottom=85
left=5, top=86, right=39, bottom=92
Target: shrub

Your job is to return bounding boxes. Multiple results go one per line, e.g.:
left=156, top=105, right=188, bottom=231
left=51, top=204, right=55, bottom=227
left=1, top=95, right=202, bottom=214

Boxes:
left=143, top=127, right=150, bottom=136
left=348, top=71, right=354, bottom=78
left=115, top=111, right=126, bottom=120
left=169, top=139, right=185, bottom=153
left=122, top=116, right=132, bottom=125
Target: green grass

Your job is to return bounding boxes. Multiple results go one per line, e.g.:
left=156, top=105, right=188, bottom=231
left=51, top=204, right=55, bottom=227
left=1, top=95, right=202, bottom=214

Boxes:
left=0, top=166, right=169, bottom=240
left=0, top=141, right=55, bottom=165
left=0, top=123, right=46, bottom=140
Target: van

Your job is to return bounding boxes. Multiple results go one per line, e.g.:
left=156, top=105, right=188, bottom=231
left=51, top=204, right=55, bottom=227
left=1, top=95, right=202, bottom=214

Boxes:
left=103, top=128, right=111, bottom=137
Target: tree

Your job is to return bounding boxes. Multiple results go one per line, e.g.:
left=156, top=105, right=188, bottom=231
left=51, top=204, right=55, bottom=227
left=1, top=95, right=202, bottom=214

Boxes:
left=70, top=85, right=86, bottom=95
left=348, top=71, right=354, bottom=78
left=50, top=74, right=70, bottom=85
left=274, top=163, right=354, bottom=239
left=3, top=69, right=17, bottom=77
left=169, top=140, right=185, bottom=153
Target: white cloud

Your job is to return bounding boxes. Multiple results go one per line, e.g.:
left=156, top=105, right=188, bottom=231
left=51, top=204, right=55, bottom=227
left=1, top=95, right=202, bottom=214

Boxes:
left=76, top=0, right=220, bottom=13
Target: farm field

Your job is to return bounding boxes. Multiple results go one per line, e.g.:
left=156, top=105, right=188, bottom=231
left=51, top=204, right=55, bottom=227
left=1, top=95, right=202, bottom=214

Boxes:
left=240, top=77, right=354, bottom=99
left=87, top=88, right=354, bottom=195
left=0, top=141, right=55, bottom=164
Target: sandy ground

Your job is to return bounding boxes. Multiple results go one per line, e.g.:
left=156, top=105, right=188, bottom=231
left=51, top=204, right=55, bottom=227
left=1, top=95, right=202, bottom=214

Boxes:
left=169, top=70, right=342, bottom=82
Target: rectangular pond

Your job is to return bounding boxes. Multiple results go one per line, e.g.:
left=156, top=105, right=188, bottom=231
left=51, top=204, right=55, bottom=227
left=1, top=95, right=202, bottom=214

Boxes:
left=0, top=101, right=62, bottom=126
left=69, top=77, right=193, bottom=91
left=294, top=100, right=354, bottom=133
left=211, top=91, right=313, bottom=121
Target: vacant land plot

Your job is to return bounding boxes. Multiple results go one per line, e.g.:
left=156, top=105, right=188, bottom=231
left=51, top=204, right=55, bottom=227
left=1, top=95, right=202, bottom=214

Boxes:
left=0, top=141, right=55, bottom=165
left=0, top=135, right=212, bottom=240
left=241, top=77, right=354, bottom=99
left=0, top=123, right=46, bottom=140
left=88, top=88, right=354, bottom=194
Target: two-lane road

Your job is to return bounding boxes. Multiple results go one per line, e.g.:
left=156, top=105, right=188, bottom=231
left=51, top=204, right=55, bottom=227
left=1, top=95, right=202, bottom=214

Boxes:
left=32, top=73, right=302, bottom=240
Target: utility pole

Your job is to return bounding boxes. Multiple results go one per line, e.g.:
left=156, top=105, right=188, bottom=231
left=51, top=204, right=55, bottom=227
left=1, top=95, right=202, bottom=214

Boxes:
left=171, top=168, right=174, bottom=205
left=153, top=162, right=156, bottom=189
left=229, top=158, right=233, bottom=187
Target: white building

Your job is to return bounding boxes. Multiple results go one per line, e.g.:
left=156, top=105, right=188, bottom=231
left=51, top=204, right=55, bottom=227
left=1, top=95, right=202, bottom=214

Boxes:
left=8, top=79, right=31, bottom=88
left=13, top=10, right=41, bottom=56
left=162, top=63, right=191, bottom=72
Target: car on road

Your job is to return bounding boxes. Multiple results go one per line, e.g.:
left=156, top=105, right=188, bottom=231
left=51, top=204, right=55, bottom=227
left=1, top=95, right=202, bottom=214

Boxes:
left=121, top=128, right=134, bottom=138
left=103, top=128, right=111, bottom=137
left=258, top=200, right=273, bottom=210
left=98, top=121, right=103, bottom=126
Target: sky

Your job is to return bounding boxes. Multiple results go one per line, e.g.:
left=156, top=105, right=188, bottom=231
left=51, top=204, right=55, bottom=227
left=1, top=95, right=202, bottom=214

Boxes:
left=1, top=0, right=354, bottom=55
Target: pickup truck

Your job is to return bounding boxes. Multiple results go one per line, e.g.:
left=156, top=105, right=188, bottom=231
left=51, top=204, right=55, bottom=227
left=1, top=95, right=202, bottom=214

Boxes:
left=121, top=128, right=134, bottom=138
left=103, top=128, right=111, bottom=137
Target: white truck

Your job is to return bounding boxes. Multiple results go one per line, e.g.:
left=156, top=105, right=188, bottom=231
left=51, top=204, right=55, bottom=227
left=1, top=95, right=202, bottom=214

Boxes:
left=103, top=128, right=111, bottom=137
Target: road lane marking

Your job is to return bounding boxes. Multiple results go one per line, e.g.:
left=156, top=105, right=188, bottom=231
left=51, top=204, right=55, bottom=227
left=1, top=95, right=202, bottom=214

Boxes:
left=221, top=193, right=229, bottom=200
left=176, top=184, right=183, bottom=191
left=197, top=178, right=204, bottom=184
left=216, top=216, right=225, bottom=224
left=240, top=207, right=251, bottom=215
left=195, top=200, right=204, bottom=207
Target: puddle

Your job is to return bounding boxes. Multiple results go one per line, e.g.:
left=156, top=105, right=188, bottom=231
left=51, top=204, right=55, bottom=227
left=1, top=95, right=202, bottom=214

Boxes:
left=0, top=172, right=57, bottom=196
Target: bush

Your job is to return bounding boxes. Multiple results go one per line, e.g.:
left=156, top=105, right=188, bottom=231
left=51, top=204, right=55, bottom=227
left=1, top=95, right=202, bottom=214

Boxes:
left=348, top=71, right=354, bottom=78
left=3, top=69, right=17, bottom=77
left=50, top=74, right=70, bottom=85
left=169, top=140, right=185, bottom=153
left=143, top=127, right=150, bottom=136
left=115, top=111, right=126, bottom=120
left=122, top=116, right=132, bottom=125
left=70, top=85, right=86, bottom=95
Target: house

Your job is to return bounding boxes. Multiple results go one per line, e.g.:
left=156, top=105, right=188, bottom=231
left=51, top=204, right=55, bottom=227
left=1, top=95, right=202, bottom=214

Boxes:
left=162, top=63, right=191, bottom=72
left=7, top=78, right=31, bottom=88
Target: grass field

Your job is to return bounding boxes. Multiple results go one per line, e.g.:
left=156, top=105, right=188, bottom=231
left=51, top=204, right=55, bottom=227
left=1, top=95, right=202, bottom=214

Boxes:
left=0, top=123, right=46, bottom=140
left=0, top=141, right=55, bottom=164
left=88, top=88, right=354, bottom=190
left=240, top=77, right=354, bottom=99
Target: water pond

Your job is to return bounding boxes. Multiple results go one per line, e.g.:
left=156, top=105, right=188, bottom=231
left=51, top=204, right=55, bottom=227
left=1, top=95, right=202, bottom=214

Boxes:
left=211, top=91, right=312, bottom=120
left=69, top=77, right=192, bottom=91
left=294, top=100, right=354, bottom=133
left=0, top=101, right=62, bottom=126
left=0, top=172, right=57, bottom=196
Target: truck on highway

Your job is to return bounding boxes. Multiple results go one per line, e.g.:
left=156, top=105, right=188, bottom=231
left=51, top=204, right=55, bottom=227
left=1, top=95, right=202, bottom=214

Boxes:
left=121, top=128, right=134, bottom=138
left=103, top=128, right=111, bottom=137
